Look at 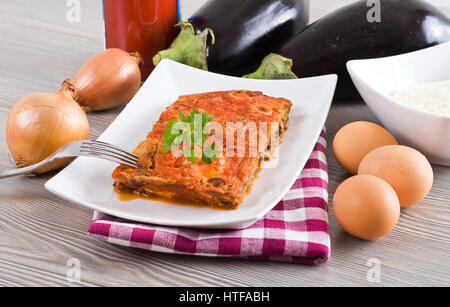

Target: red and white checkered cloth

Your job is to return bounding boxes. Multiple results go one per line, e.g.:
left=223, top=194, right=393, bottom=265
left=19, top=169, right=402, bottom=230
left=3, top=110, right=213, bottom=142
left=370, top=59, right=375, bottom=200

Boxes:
left=88, top=129, right=330, bottom=265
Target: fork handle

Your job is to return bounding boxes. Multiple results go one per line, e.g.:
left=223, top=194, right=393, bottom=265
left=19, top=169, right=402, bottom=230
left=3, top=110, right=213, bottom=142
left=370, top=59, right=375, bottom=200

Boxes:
left=0, top=157, right=53, bottom=179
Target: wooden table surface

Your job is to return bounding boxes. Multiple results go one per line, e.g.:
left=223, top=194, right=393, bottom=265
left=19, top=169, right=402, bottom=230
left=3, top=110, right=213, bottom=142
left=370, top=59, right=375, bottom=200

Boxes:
left=0, top=0, right=449, bottom=287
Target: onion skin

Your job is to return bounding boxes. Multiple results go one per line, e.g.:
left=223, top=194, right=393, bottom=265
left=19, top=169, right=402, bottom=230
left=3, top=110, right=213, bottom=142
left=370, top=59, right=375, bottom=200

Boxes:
left=6, top=80, right=89, bottom=174
left=74, top=48, right=142, bottom=112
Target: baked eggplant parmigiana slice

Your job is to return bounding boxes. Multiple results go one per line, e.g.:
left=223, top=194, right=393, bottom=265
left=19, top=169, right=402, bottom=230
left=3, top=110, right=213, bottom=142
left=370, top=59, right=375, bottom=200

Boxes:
left=112, top=91, right=292, bottom=209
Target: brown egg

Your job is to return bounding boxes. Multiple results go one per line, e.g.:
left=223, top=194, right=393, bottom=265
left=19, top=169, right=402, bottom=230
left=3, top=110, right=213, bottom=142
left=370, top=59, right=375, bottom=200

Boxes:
left=358, top=145, right=433, bottom=208
left=333, top=175, right=400, bottom=240
left=333, top=121, right=398, bottom=175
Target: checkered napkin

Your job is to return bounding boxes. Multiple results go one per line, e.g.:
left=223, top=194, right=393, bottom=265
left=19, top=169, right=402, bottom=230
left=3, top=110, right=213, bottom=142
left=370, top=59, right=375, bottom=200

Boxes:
left=88, top=129, right=330, bottom=265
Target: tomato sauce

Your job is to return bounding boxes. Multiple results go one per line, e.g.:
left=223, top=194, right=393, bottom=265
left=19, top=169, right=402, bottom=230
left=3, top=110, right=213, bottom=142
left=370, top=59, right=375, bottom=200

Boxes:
left=115, top=191, right=237, bottom=211
left=103, top=0, right=180, bottom=80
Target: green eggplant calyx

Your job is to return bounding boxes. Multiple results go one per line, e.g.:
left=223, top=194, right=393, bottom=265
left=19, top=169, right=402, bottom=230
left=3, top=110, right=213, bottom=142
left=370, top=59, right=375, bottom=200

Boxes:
left=242, top=53, right=298, bottom=80
left=153, top=21, right=214, bottom=71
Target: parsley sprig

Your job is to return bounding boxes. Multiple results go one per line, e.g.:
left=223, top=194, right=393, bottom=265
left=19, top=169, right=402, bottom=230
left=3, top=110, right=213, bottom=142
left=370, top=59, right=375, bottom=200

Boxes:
left=163, top=110, right=219, bottom=164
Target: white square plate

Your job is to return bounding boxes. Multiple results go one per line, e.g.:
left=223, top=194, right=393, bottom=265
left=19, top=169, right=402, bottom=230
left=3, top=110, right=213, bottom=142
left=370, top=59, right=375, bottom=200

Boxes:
left=45, top=60, right=337, bottom=229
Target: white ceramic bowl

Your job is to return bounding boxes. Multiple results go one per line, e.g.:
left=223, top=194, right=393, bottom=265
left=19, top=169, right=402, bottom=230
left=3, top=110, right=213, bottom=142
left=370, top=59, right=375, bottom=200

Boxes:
left=347, top=42, right=450, bottom=166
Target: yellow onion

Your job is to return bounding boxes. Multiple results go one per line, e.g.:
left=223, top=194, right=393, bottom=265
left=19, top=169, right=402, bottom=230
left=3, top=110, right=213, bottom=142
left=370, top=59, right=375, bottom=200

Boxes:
left=74, top=48, right=143, bottom=112
left=6, top=80, right=89, bottom=174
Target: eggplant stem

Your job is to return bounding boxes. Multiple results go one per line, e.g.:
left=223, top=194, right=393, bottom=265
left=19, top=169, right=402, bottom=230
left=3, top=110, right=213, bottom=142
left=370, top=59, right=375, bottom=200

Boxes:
left=242, top=53, right=298, bottom=80
left=203, top=28, right=215, bottom=45
left=153, top=21, right=212, bottom=71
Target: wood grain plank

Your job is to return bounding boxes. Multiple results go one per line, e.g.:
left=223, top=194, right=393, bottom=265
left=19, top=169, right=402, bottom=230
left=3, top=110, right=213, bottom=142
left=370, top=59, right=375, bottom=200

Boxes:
left=0, top=0, right=448, bottom=287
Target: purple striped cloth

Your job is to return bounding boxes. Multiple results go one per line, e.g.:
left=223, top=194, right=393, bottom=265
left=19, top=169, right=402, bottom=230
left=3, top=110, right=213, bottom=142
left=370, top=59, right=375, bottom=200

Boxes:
left=88, top=129, right=330, bottom=265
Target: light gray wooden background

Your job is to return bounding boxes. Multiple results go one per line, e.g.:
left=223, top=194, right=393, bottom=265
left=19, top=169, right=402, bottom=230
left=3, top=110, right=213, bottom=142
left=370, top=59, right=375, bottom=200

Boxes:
left=0, top=0, right=449, bottom=287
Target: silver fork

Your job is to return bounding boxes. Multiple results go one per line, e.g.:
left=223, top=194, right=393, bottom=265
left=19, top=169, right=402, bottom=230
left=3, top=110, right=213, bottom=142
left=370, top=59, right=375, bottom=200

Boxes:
left=0, top=140, right=139, bottom=179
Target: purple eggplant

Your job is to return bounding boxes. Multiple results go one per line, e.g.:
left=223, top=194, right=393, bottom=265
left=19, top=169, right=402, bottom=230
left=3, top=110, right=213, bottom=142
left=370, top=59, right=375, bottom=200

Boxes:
left=154, top=0, right=310, bottom=77
left=275, top=0, right=450, bottom=98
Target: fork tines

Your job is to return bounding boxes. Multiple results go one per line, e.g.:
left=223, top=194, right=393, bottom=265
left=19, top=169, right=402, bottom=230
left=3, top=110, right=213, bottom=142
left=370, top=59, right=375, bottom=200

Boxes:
left=80, top=140, right=139, bottom=168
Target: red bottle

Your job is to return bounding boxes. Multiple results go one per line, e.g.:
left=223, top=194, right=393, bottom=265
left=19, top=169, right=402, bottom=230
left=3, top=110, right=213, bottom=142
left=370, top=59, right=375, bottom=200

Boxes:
left=103, top=0, right=180, bottom=80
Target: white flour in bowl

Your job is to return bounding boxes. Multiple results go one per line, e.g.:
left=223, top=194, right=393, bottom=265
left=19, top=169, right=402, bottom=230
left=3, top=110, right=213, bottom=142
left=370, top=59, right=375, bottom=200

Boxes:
left=389, top=80, right=450, bottom=117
